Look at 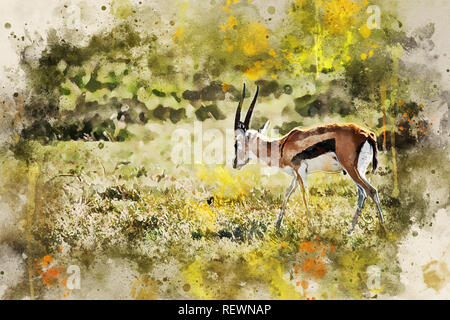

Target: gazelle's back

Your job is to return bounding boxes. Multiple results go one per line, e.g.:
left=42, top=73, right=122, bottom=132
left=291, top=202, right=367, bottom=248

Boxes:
left=280, top=123, right=375, bottom=171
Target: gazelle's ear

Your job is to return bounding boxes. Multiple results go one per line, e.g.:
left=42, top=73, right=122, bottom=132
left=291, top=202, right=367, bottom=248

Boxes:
left=258, top=120, right=270, bottom=134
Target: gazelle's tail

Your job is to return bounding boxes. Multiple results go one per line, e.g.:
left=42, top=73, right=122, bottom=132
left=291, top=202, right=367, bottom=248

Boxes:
left=367, top=133, right=378, bottom=173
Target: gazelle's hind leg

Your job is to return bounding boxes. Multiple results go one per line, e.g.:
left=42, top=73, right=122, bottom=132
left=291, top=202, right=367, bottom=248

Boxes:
left=341, top=141, right=384, bottom=228
left=356, top=141, right=384, bottom=225
left=347, top=185, right=366, bottom=234
left=348, top=141, right=371, bottom=234
left=361, top=177, right=384, bottom=224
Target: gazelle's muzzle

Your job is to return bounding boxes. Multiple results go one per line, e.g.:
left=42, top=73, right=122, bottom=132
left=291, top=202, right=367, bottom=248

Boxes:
left=232, top=158, right=239, bottom=169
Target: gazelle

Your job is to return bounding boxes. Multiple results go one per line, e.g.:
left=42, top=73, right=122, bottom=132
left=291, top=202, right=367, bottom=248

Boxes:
left=232, top=84, right=384, bottom=234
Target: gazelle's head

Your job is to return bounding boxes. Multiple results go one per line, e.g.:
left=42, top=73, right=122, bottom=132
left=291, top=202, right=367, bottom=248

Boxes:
left=233, top=84, right=262, bottom=169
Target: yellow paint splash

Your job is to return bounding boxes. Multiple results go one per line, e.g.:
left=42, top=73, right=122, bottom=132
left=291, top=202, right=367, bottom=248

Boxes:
left=183, top=200, right=217, bottom=233
left=281, top=48, right=305, bottom=77
left=224, top=39, right=234, bottom=52
left=197, top=165, right=256, bottom=200
left=172, top=27, right=185, bottom=43
left=336, top=250, right=379, bottom=298
left=268, top=48, right=277, bottom=58
left=294, top=0, right=308, bottom=8
left=241, top=22, right=270, bottom=57
left=221, top=0, right=234, bottom=13
left=245, top=60, right=267, bottom=80
left=324, top=0, right=360, bottom=34
left=284, top=1, right=360, bottom=76
left=390, top=44, right=403, bottom=198
left=130, top=276, right=159, bottom=300
left=422, top=260, right=449, bottom=292
left=222, top=82, right=230, bottom=92
left=247, top=252, right=304, bottom=299
left=183, top=258, right=215, bottom=299
left=110, top=0, right=133, bottom=19
left=182, top=241, right=305, bottom=300
left=359, top=24, right=371, bottom=38
left=227, top=16, right=238, bottom=30
left=26, top=162, right=40, bottom=300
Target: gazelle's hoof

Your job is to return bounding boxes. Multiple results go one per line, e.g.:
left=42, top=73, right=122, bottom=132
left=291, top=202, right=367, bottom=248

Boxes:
left=275, top=221, right=282, bottom=232
left=377, top=224, right=387, bottom=237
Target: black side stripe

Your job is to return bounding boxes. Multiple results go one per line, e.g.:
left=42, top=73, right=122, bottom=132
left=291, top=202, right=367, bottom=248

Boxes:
left=291, top=139, right=336, bottom=166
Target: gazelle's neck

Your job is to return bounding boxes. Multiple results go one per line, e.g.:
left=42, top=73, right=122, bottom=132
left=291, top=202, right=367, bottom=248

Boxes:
left=248, top=131, right=281, bottom=167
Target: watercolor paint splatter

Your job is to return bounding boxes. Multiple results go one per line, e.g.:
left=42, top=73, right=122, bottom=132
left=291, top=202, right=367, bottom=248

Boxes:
left=0, top=0, right=448, bottom=300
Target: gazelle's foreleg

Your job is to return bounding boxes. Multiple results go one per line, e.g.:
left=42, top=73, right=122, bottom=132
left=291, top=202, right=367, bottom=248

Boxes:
left=276, top=177, right=298, bottom=231
left=296, top=168, right=312, bottom=229
left=348, top=185, right=367, bottom=234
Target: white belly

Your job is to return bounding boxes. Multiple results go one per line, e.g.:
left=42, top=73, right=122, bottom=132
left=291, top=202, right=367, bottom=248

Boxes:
left=303, top=152, right=343, bottom=174
left=271, top=152, right=343, bottom=179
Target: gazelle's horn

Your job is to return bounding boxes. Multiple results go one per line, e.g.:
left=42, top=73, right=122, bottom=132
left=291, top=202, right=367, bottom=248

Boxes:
left=244, top=85, right=259, bottom=129
left=235, top=83, right=245, bottom=130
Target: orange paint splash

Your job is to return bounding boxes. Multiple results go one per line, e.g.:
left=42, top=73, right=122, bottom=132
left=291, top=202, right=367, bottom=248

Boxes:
left=42, top=255, right=53, bottom=267
left=222, top=82, right=230, bottom=92
left=296, top=238, right=336, bottom=281
left=301, top=258, right=327, bottom=280
left=42, top=267, right=64, bottom=286
left=33, top=254, right=74, bottom=298
left=301, top=280, right=309, bottom=289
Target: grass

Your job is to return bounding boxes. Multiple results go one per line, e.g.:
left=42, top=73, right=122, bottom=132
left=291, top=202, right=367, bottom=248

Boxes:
left=0, top=138, right=445, bottom=299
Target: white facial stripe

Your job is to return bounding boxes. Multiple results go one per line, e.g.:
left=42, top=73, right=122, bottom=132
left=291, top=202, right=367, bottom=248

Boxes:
left=248, top=150, right=258, bottom=161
